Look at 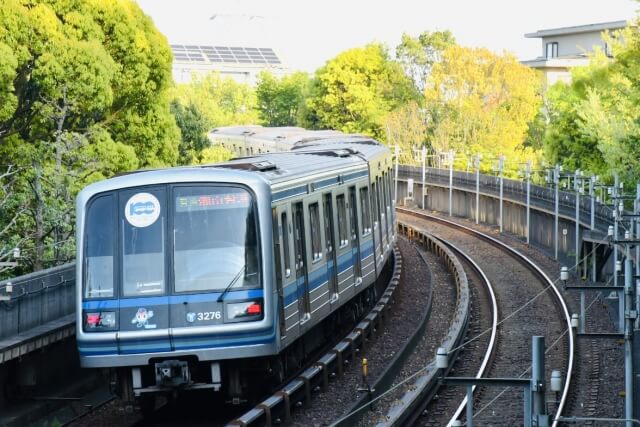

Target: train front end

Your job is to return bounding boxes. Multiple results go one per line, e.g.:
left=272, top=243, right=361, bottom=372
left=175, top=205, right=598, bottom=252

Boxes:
left=75, top=169, right=276, bottom=401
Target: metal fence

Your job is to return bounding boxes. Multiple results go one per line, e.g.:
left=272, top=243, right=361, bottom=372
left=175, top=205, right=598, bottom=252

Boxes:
left=0, top=263, right=75, bottom=341
left=398, top=166, right=614, bottom=232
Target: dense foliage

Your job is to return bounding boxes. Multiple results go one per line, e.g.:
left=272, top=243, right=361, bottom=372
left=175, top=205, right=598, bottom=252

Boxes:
left=424, top=46, right=542, bottom=173
left=3, top=1, right=636, bottom=277
left=542, top=26, right=640, bottom=186
left=305, top=44, right=416, bottom=140
left=0, top=0, right=179, bottom=273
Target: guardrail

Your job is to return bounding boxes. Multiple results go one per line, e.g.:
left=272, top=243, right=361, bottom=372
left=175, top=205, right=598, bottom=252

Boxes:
left=0, top=263, right=75, bottom=341
left=398, top=166, right=614, bottom=232
left=375, top=222, right=470, bottom=426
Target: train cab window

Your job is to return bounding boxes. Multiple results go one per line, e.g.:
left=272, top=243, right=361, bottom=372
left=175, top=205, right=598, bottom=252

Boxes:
left=84, top=195, right=115, bottom=299
left=121, top=189, right=166, bottom=297
left=336, top=194, right=348, bottom=248
left=173, top=186, right=260, bottom=293
left=281, top=212, right=291, bottom=277
left=309, top=202, right=322, bottom=262
left=360, top=187, right=372, bottom=235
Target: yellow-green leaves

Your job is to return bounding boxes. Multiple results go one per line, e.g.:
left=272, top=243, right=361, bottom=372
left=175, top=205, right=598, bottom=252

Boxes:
left=424, top=46, right=542, bottom=174
left=306, top=43, right=414, bottom=140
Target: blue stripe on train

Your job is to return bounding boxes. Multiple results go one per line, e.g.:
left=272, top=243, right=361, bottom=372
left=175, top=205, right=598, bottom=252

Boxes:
left=82, top=289, right=264, bottom=310
left=79, top=328, right=276, bottom=356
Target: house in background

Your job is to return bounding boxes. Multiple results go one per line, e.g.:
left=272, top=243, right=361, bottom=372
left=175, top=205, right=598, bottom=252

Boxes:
left=522, top=20, right=628, bottom=85
left=170, top=45, right=289, bottom=85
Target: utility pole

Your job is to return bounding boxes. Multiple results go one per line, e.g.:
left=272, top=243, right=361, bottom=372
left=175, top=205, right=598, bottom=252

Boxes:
left=449, top=150, right=454, bottom=217
left=475, top=154, right=481, bottom=225
left=421, top=146, right=426, bottom=210
left=526, top=161, right=531, bottom=244
left=499, top=155, right=505, bottom=233
left=394, top=145, right=399, bottom=205
left=574, top=170, right=581, bottom=273
left=554, top=165, right=560, bottom=260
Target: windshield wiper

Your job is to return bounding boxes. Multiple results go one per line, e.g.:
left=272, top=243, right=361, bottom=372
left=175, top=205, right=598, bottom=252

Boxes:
left=217, top=265, right=245, bottom=302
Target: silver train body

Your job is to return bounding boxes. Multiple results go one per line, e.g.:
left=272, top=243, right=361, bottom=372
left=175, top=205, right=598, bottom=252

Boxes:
left=76, top=126, right=396, bottom=399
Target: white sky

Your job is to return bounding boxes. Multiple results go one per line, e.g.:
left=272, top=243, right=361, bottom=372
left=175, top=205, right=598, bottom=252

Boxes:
left=137, top=0, right=639, bottom=72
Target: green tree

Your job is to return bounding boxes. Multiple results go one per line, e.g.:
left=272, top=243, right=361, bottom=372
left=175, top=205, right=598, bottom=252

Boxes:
left=172, top=72, right=259, bottom=127
left=305, top=43, right=416, bottom=140
left=424, top=45, right=542, bottom=173
left=395, top=30, right=456, bottom=94
left=384, top=102, right=427, bottom=164
left=543, top=26, right=640, bottom=185
left=171, top=99, right=211, bottom=165
left=256, top=71, right=310, bottom=126
left=0, top=0, right=178, bottom=271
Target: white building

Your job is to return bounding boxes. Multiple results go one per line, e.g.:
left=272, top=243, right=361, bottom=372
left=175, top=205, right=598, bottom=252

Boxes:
left=171, top=45, right=290, bottom=86
left=522, top=20, right=628, bottom=85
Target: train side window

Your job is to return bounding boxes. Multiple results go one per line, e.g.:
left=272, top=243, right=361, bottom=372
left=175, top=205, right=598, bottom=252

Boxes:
left=84, top=195, right=115, bottom=299
left=273, top=209, right=282, bottom=283
left=336, top=194, right=348, bottom=248
left=360, top=187, right=372, bottom=235
left=309, top=203, right=323, bottom=262
left=371, top=182, right=379, bottom=228
left=281, top=212, right=291, bottom=277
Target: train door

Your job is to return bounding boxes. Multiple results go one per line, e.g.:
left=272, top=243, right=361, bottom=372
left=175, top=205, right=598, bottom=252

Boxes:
left=348, top=186, right=362, bottom=285
left=276, top=205, right=298, bottom=343
left=292, top=202, right=310, bottom=324
left=323, top=193, right=339, bottom=305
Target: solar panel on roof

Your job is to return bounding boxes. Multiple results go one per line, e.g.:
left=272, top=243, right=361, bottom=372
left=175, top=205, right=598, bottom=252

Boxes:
left=170, top=45, right=281, bottom=65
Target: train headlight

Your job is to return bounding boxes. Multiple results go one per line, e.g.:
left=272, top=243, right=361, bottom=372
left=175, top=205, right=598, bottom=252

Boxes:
left=84, top=311, right=117, bottom=330
left=224, top=300, right=263, bottom=323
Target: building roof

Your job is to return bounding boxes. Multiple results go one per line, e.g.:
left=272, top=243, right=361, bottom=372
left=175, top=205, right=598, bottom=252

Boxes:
left=171, top=45, right=282, bottom=65
left=525, top=20, right=628, bottom=38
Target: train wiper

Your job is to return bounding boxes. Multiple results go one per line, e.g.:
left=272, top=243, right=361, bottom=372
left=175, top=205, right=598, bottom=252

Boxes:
left=217, top=264, right=246, bottom=302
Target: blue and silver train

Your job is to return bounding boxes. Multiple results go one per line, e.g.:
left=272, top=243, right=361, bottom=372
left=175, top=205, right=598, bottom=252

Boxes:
left=76, top=127, right=396, bottom=404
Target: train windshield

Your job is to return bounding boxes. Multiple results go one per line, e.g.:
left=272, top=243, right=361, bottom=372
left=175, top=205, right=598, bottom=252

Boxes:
left=83, top=185, right=260, bottom=299
left=173, top=186, right=260, bottom=293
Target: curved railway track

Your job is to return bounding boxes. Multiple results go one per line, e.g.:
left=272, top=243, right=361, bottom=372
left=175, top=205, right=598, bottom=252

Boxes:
left=396, top=208, right=574, bottom=426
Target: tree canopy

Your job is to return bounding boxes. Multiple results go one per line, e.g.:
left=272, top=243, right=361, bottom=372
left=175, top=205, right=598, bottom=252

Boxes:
left=0, top=0, right=179, bottom=273
left=305, top=43, right=416, bottom=140
left=424, top=46, right=542, bottom=173
left=256, top=71, right=310, bottom=127
left=543, top=27, right=640, bottom=185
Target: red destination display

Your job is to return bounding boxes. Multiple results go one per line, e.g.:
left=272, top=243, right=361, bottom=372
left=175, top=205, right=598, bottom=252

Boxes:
left=176, top=192, right=250, bottom=212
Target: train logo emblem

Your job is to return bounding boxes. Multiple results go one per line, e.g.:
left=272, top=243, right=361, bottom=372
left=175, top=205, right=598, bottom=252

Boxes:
left=125, top=193, right=160, bottom=228
left=131, top=308, right=156, bottom=329
left=186, top=312, right=196, bottom=323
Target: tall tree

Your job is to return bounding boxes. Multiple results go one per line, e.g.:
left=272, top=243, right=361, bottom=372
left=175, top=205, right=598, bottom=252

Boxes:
left=256, top=71, right=310, bottom=126
left=424, top=45, right=542, bottom=173
left=171, top=99, right=211, bottom=165
left=543, top=25, right=640, bottom=185
left=395, top=30, right=456, bottom=94
left=305, top=43, right=415, bottom=140
left=0, top=0, right=178, bottom=271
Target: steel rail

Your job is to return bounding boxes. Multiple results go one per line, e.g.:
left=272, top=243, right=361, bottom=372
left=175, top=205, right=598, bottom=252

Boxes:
left=398, top=207, right=574, bottom=427
left=438, top=238, right=499, bottom=426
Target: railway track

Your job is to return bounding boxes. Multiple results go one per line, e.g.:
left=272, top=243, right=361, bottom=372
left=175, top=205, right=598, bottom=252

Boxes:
left=65, top=207, right=591, bottom=426
left=393, top=208, right=574, bottom=426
